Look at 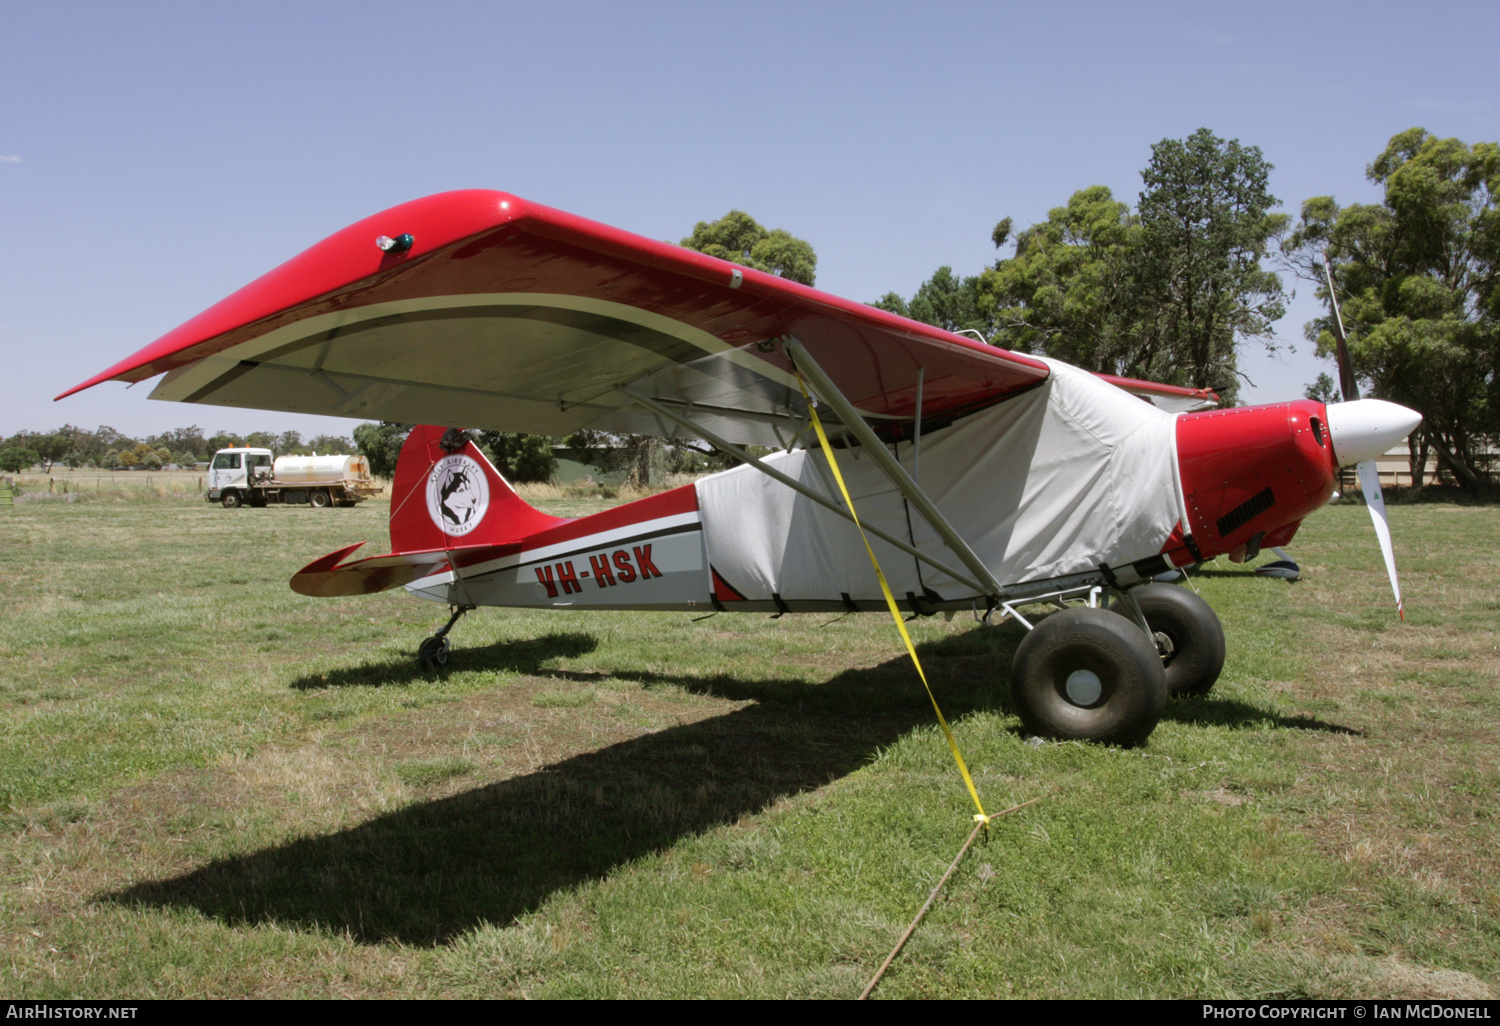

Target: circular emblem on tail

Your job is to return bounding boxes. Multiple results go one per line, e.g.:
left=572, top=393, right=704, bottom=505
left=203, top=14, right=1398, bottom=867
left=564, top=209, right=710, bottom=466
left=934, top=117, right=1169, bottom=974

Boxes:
left=426, top=454, right=490, bottom=537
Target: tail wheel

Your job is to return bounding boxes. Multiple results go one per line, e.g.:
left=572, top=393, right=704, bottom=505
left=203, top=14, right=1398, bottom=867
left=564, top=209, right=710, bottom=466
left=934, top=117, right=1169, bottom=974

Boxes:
left=309, top=489, right=332, bottom=508
left=1011, top=607, right=1167, bottom=746
left=417, top=636, right=450, bottom=672
left=1119, top=583, right=1226, bottom=698
left=220, top=490, right=242, bottom=509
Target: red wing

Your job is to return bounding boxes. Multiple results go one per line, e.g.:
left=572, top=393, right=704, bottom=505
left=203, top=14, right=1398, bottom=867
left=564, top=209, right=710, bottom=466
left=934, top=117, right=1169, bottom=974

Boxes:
left=1096, top=374, right=1220, bottom=412
left=59, top=191, right=1049, bottom=446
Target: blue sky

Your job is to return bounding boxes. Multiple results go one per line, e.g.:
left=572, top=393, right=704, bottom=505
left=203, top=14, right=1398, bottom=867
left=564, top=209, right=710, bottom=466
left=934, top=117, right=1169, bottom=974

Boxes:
left=4, top=0, right=1495, bottom=440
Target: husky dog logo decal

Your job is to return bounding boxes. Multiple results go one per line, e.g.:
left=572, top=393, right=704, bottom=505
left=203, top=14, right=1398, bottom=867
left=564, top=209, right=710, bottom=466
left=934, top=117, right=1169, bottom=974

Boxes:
left=426, top=454, right=489, bottom=536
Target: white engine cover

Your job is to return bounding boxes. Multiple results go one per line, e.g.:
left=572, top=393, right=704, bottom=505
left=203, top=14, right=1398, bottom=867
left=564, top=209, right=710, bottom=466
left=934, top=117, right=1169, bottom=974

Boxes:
left=694, top=359, right=1185, bottom=602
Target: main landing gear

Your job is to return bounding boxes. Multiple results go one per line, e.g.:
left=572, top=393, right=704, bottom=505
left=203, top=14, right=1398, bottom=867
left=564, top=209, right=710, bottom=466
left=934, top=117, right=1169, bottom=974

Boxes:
left=1003, top=582, right=1225, bottom=746
left=416, top=604, right=474, bottom=672
left=1119, top=582, right=1225, bottom=698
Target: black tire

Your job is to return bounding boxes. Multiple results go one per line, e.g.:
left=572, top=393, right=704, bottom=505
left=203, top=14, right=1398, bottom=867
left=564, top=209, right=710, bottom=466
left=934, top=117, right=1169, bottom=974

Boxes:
left=1011, top=606, right=1167, bottom=746
left=309, top=490, right=331, bottom=508
left=220, top=490, right=242, bottom=509
left=1117, top=583, right=1225, bottom=698
left=248, top=493, right=268, bottom=508
left=417, top=636, right=449, bottom=671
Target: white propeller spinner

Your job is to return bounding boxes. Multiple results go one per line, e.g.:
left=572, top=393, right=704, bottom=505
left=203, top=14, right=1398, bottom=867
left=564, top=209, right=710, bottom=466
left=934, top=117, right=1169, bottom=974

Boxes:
left=1324, top=399, right=1424, bottom=469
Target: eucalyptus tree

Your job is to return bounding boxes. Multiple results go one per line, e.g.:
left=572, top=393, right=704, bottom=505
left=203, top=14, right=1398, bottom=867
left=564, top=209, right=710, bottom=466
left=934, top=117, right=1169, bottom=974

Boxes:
left=977, top=185, right=1167, bottom=378
left=680, top=210, right=817, bottom=286
left=1134, top=129, right=1288, bottom=402
left=1284, top=128, right=1499, bottom=490
left=886, top=132, right=1286, bottom=406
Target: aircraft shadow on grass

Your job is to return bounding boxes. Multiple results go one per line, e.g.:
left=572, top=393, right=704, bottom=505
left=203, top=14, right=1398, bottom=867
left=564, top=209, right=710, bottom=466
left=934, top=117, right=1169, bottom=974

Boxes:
left=107, top=623, right=1357, bottom=947
left=286, top=632, right=604, bottom=690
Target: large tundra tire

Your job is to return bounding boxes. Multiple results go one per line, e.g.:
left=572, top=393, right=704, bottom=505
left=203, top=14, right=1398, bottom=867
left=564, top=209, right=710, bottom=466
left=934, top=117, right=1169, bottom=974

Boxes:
left=220, top=491, right=242, bottom=509
left=1116, top=583, right=1225, bottom=698
left=309, top=490, right=331, bottom=508
left=1011, top=606, right=1167, bottom=747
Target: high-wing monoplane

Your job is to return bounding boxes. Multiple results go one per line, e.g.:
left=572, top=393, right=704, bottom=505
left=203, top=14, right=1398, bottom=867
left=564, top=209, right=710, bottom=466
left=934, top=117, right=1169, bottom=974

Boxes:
left=60, top=190, right=1422, bottom=745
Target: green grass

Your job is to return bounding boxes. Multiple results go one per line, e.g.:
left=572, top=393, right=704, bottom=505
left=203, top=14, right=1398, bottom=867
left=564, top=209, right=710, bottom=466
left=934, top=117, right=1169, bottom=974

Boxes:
left=0, top=496, right=1496, bottom=998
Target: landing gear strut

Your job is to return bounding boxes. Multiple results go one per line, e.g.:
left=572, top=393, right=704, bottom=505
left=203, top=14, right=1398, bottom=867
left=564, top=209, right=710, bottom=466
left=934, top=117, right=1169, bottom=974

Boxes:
left=416, top=604, right=474, bottom=672
left=1113, top=582, right=1225, bottom=697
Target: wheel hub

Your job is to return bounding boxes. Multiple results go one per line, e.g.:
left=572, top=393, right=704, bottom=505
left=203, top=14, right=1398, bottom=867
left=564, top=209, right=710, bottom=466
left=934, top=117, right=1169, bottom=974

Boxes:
left=1064, top=669, right=1103, bottom=706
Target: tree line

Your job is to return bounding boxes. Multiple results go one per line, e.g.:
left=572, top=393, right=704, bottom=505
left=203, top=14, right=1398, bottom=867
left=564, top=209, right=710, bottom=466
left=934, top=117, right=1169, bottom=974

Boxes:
left=0, top=424, right=355, bottom=474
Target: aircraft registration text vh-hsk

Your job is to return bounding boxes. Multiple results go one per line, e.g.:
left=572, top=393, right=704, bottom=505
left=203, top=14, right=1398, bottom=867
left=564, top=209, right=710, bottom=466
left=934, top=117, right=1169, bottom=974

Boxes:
left=60, top=190, right=1422, bottom=746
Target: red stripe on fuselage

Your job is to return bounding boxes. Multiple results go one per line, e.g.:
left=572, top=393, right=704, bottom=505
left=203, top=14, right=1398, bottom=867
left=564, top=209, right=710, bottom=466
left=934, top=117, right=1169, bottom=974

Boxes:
left=519, top=484, right=698, bottom=551
left=711, top=568, right=746, bottom=602
left=395, top=484, right=699, bottom=571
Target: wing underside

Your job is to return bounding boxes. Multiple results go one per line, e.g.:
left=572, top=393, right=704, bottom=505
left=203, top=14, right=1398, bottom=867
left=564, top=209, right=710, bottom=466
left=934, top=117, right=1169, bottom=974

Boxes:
left=64, top=191, right=1053, bottom=446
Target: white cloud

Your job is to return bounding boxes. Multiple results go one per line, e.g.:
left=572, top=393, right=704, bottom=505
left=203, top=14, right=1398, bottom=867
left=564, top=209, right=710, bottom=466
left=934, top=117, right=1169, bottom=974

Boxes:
left=0, top=155, right=20, bottom=163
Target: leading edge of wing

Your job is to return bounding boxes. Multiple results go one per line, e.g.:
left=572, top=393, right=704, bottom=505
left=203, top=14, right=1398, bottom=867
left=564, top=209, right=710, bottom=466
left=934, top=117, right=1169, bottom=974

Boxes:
left=57, top=190, right=1050, bottom=424
left=1096, top=374, right=1220, bottom=412
left=58, top=191, right=523, bottom=400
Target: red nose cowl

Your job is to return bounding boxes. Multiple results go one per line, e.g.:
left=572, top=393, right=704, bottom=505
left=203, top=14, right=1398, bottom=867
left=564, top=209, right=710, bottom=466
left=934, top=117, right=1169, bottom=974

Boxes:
left=1174, top=400, right=1337, bottom=563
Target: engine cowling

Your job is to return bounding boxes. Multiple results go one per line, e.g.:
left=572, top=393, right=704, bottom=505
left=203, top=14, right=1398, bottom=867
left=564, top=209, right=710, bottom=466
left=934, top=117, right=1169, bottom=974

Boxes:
left=1175, top=400, right=1337, bottom=563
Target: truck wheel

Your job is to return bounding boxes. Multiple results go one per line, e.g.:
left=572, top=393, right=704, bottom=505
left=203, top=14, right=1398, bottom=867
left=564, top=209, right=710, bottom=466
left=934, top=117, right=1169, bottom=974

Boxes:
left=309, top=490, right=331, bottom=508
left=1114, top=583, right=1225, bottom=698
left=1010, top=606, right=1167, bottom=746
left=248, top=492, right=268, bottom=508
left=221, top=491, right=242, bottom=509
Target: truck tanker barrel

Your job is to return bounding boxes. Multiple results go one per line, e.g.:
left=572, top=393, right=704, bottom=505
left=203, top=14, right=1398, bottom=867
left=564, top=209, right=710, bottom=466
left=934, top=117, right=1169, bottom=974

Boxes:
left=271, top=454, right=372, bottom=484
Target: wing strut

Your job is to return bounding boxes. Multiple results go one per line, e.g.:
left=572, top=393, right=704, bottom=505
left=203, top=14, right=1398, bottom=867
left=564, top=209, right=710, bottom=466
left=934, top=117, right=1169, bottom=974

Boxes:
left=783, top=339, right=1007, bottom=600
left=619, top=386, right=989, bottom=595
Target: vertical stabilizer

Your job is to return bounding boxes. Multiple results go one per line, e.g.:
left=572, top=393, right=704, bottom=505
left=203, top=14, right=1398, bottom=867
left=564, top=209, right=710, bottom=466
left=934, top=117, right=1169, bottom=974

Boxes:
left=388, top=426, right=568, bottom=553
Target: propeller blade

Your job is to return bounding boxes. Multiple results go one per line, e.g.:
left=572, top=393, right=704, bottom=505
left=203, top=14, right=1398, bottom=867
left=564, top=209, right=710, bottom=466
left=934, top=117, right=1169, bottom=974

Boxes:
left=1355, top=458, right=1404, bottom=620
left=1323, top=255, right=1412, bottom=620
left=1323, top=254, right=1361, bottom=403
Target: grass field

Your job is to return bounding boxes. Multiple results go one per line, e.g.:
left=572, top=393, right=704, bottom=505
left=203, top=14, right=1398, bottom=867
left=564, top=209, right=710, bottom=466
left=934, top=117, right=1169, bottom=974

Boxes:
left=1, top=489, right=1496, bottom=998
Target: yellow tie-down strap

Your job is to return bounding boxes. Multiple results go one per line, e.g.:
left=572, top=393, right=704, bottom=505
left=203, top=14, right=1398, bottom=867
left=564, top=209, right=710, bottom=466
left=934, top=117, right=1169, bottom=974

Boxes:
left=795, top=370, right=989, bottom=827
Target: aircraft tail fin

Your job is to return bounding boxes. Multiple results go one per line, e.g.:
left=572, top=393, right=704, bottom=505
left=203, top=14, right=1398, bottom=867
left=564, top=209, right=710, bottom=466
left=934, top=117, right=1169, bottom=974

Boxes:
left=388, top=426, right=568, bottom=553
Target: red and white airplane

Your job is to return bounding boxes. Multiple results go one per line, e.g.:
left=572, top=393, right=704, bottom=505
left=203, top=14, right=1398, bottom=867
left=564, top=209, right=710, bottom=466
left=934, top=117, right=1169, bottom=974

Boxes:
left=60, top=190, right=1420, bottom=746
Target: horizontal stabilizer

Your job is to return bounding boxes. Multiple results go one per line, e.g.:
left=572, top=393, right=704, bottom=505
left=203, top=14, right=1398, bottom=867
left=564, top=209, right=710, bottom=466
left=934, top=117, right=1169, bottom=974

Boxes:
left=290, top=542, right=454, bottom=597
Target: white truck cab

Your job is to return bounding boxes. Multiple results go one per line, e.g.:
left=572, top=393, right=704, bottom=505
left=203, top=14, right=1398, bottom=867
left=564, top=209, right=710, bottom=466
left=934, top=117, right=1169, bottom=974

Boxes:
left=208, top=448, right=273, bottom=507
